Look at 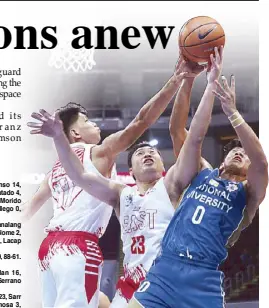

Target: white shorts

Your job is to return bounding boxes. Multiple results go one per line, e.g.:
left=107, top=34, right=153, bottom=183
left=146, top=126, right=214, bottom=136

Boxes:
left=38, top=231, right=103, bottom=308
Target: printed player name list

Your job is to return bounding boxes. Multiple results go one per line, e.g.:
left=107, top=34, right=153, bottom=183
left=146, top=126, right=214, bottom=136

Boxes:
left=0, top=181, right=23, bottom=308
left=0, top=68, right=23, bottom=308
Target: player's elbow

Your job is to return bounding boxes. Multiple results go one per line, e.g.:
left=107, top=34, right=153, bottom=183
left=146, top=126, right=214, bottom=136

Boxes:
left=189, top=135, right=204, bottom=146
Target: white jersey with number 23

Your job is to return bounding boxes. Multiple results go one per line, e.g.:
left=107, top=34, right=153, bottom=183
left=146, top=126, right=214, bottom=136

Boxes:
left=120, top=177, right=174, bottom=283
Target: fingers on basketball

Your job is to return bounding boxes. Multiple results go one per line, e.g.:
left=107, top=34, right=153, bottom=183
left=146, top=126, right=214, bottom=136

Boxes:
left=219, top=45, right=224, bottom=60
left=214, top=47, right=220, bottom=63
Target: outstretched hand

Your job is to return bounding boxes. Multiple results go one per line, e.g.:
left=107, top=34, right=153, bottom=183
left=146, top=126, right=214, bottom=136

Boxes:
left=27, top=109, right=64, bottom=138
left=212, top=75, right=237, bottom=117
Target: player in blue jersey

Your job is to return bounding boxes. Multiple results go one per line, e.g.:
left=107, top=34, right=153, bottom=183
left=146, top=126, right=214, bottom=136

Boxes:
left=128, top=47, right=268, bottom=307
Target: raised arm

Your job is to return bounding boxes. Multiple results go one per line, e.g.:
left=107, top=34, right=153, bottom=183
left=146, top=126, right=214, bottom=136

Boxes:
left=169, top=61, right=205, bottom=158
left=213, top=75, right=268, bottom=221
left=164, top=47, right=223, bottom=204
left=27, top=111, right=125, bottom=214
left=95, top=58, right=190, bottom=163
left=21, top=173, right=51, bottom=222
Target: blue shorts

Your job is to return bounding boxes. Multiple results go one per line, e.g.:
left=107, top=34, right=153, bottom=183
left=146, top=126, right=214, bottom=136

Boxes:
left=133, top=254, right=225, bottom=308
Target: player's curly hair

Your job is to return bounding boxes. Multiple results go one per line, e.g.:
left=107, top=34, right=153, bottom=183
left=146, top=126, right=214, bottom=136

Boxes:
left=56, top=103, right=88, bottom=140
left=223, top=138, right=243, bottom=158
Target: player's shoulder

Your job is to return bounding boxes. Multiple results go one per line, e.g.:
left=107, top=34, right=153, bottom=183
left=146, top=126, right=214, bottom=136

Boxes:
left=196, top=158, right=214, bottom=180
left=200, top=158, right=213, bottom=171
left=93, top=140, right=114, bottom=158
left=120, top=184, right=137, bottom=197
left=189, top=167, right=216, bottom=188
left=68, top=142, right=96, bottom=161
left=91, top=142, right=114, bottom=162
left=85, top=143, right=115, bottom=176
left=198, top=167, right=215, bottom=179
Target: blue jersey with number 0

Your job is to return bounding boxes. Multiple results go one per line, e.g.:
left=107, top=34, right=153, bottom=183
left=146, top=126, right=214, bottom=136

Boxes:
left=162, top=168, right=246, bottom=267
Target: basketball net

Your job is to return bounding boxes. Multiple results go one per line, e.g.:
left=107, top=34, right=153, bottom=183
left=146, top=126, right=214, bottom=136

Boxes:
left=48, top=25, right=97, bottom=73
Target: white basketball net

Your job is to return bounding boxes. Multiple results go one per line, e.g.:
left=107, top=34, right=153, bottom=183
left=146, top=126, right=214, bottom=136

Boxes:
left=48, top=26, right=97, bottom=73
left=49, top=41, right=96, bottom=73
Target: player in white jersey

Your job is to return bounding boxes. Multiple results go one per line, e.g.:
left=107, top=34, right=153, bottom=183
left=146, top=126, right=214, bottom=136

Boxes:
left=109, top=143, right=175, bottom=307
left=27, top=56, right=206, bottom=307
left=25, top=57, right=193, bottom=308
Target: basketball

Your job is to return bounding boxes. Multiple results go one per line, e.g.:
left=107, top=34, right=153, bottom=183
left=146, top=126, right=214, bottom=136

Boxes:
left=179, top=16, right=225, bottom=63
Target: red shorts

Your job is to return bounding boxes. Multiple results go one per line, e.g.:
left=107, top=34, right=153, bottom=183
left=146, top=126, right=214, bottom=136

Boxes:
left=116, top=275, right=141, bottom=301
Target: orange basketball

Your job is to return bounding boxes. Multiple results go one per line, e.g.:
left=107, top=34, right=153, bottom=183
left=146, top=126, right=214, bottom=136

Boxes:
left=179, top=16, right=225, bottom=63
